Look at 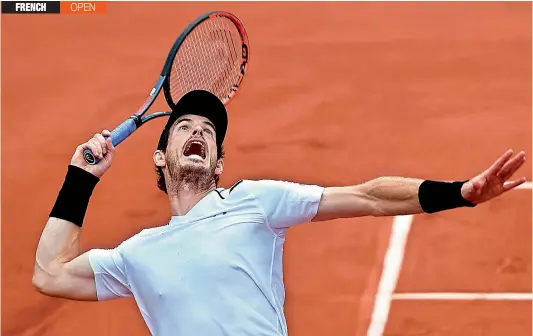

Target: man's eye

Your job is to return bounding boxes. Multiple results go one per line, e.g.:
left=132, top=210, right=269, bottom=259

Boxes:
left=178, top=125, right=189, bottom=131
left=204, top=128, right=213, bottom=135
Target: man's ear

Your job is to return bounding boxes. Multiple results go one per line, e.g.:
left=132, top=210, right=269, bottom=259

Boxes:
left=154, top=150, right=166, bottom=168
left=215, top=158, right=224, bottom=175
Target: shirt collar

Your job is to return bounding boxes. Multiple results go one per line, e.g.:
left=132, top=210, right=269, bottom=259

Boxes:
left=168, top=188, right=225, bottom=225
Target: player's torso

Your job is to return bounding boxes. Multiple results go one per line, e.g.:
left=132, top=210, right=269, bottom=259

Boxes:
left=120, top=185, right=288, bottom=335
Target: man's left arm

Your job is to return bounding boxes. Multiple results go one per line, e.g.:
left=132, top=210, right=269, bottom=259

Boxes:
left=313, top=149, right=527, bottom=222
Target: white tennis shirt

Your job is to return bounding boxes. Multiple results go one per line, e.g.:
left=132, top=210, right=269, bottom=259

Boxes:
left=88, top=179, right=325, bottom=336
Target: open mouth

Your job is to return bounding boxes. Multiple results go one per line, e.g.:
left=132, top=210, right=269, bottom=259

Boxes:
left=183, top=139, right=207, bottom=160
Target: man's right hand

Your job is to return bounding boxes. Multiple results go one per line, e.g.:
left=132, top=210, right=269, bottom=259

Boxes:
left=71, top=129, right=115, bottom=178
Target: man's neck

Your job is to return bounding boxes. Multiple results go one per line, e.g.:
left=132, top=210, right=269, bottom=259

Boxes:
left=168, top=183, right=216, bottom=216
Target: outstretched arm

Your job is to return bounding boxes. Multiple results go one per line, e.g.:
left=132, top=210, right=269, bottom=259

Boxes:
left=313, top=149, right=526, bottom=221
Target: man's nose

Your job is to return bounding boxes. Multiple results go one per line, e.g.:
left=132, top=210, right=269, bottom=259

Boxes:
left=192, top=124, right=203, bottom=136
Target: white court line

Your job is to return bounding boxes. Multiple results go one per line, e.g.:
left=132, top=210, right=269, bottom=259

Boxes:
left=392, top=293, right=533, bottom=300
left=366, top=183, right=530, bottom=335
left=516, top=181, right=532, bottom=190
left=366, top=215, right=413, bottom=336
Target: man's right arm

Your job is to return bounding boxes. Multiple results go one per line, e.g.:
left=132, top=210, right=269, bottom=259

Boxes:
left=33, top=130, right=116, bottom=301
left=33, top=217, right=98, bottom=300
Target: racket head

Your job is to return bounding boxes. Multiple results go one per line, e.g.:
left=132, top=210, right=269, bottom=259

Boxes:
left=160, top=11, right=250, bottom=110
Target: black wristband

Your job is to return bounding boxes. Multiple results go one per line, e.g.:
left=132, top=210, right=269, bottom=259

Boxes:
left=49, top=165, right=100, bottom=227
left=418, top=180, right=476, bottom=214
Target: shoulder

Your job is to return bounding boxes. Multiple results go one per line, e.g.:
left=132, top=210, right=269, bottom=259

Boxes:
left=225, top=179, right=297, bottom=196
left=229, top=179, right=309, bottom=190
left=217, top=180, right=287, bottom=207
left=115, top=225, right=169, bottom=252
left=227, top=179, right=325, bottom=203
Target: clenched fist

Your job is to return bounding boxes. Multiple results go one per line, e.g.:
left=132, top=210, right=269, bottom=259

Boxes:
left=71, top=130, right=115, bottom=178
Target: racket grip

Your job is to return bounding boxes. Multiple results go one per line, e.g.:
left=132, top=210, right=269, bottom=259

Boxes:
left=83, top=118, right=138, bottom=165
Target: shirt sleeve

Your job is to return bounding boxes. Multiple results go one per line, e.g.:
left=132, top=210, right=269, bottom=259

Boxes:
left=88, top=244, right=132, bottom=301
left=247, top=180, right=325, bottom=235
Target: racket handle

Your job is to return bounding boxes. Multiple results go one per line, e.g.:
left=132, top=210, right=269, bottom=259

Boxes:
left=83, top=118, right=138, bottom=165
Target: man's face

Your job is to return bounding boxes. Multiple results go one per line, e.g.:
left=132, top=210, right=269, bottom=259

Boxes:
left=170, top=114, right=218, bottom=166
left=160, top=114, right=221, bottom=191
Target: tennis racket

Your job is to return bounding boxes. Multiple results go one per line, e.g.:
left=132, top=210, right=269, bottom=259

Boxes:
left=83, top=11, right=250, bottom=165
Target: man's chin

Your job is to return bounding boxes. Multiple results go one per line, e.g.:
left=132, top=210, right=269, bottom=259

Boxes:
left=181, top=156, right=207, bottom=166
left=179, top=160, right=212, bottom=175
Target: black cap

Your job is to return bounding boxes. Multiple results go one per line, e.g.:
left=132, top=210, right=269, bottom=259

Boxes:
left=157, top=90, right=228, bottom=152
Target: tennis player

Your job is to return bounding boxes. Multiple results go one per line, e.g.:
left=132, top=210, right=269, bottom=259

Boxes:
left=33, top=90, right=527, bottom=336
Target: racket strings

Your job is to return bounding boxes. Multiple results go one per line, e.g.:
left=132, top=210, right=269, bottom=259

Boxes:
left=198, top=18, right=239, bottom=97
left=169, top=16, right=243, bottom=105
left=209, top=28, right=234, bottom=97
left=202, top=18, right=239, bottom=95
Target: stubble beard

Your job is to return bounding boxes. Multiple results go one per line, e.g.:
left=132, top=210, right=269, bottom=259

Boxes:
left=166, top=152, right=217, bottom=195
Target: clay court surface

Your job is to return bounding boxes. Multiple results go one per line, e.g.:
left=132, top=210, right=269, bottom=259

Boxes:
left=2, top=2, right=531, bottom=335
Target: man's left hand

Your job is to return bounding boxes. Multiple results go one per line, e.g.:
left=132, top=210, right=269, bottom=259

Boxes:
left=461, top=149, right=527, bottom=205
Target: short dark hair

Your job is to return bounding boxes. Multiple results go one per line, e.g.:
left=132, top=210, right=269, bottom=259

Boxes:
left=155, top=124, right=225, bottom=194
